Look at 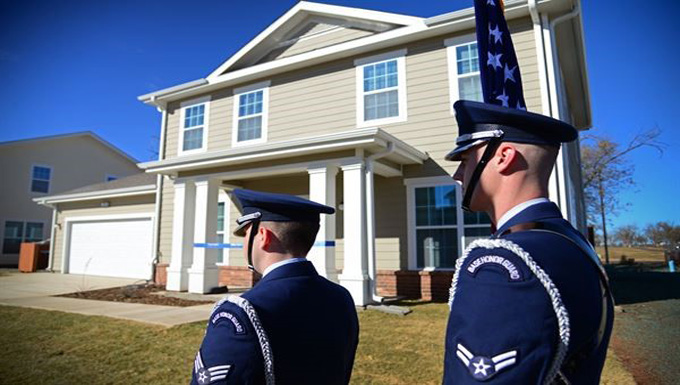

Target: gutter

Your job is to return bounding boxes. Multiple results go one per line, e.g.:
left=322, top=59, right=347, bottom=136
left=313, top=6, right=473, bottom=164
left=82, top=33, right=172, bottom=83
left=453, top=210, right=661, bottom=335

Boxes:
left=33, top=184, right=156, bottom=205
left=365, top=142, right=395, bottom=304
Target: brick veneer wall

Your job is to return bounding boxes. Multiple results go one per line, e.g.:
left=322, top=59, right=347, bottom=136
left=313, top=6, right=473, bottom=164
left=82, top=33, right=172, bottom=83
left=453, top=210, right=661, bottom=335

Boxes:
left=156, top=263, right=451, bottom=301
left=377, top=270, right=454, bottom=302
left=153, top=263, right=260, bottom=288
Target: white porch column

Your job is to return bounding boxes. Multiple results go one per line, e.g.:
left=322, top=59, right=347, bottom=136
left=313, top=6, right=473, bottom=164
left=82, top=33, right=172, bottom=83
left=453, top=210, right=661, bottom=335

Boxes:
left=188, top=178, right=220, bottom=294
left=339, top=162, right=370, bottom=306
left=167, top=179, right=196, bottom=291
left=308, top=165, right=338, bottom=282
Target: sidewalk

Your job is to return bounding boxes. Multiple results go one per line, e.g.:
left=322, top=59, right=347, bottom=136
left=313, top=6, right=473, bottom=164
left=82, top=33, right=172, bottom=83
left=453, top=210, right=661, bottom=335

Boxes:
left=0, top=270, right=230, bottom=327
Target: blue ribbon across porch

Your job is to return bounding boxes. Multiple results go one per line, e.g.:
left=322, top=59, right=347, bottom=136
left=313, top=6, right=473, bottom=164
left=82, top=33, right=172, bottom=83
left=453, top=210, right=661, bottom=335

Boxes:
left=193, top=240, right=336, bottom=248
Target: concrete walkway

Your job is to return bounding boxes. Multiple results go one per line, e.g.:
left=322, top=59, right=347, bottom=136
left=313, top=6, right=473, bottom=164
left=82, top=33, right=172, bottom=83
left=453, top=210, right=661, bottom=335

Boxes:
left=0, top=270, right=229, bottom=327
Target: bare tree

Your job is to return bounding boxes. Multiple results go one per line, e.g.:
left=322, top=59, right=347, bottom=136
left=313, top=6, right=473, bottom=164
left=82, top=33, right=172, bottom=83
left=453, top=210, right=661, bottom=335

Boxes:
left=646, top=222, right=680, bottom=249
left=613, top=224, right=641, bottom=247
left=581, top=127, right=663, bottom=263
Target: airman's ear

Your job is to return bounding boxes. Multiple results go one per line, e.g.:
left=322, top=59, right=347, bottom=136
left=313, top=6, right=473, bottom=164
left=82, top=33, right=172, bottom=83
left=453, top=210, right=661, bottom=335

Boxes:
left=258, top=226, right=274, bottom=251
left=495, top=143, right=518, bottom=174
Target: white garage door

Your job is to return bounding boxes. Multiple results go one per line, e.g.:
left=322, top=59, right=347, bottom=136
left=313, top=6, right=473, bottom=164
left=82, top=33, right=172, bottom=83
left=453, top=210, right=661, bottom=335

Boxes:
left=67, top=217, right=153, bottom=279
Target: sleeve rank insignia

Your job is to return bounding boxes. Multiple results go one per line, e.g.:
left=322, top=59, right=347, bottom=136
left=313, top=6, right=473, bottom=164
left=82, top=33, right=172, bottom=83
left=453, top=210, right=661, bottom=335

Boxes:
left=456, top=343, right=517, bottom=380
left=194, top=350, right=232, bottom=384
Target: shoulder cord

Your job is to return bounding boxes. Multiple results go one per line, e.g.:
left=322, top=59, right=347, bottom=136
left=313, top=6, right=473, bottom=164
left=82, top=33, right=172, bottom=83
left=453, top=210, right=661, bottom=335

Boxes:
left=501, top=222, right=613, bottom=383
left=225, top=296, right=275, bottom=385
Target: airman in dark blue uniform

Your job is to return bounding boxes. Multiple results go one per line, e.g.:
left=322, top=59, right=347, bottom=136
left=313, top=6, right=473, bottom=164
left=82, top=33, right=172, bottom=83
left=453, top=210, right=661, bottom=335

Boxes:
left=190, top=189, right=359, bottom=385
left=442, top=101, right=614, bottom=384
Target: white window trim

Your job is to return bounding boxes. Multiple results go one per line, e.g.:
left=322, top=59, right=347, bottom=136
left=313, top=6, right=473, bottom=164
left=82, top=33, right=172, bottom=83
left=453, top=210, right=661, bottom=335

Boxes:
left=404, top=176, right=464, bottom=271
left=29, top=164, right=52, bottom=194
left=178, top=96, right=211, bottom=156
left=445, top=34, right=480, bottom=115
left=355, top=49, right=408, bottom=127
left=232, top=81, right=270, bottom=147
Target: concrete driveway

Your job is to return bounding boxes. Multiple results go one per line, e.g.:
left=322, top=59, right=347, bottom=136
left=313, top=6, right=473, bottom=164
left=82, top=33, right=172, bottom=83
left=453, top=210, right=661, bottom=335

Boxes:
left=0, top=270, right=218, bottom=327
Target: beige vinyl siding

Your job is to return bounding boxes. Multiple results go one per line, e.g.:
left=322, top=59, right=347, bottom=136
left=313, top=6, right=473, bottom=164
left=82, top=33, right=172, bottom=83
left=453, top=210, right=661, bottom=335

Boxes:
left=163, top=102, right=180, bottom=160
left=374, top=176, right=407, bottom=270
left=268, top=59, right=356, bottom=141
left=52, top=195, right=156, bottom=272
left=277, top=28, right=374, bottom=60
left=259, top=25, right=374, bottom=64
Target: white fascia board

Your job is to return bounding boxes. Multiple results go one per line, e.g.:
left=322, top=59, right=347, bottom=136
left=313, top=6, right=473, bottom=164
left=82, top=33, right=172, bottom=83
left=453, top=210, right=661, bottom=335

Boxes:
left=139, top=128, right=427, bottom=174
left=206, top=1, right=423, bottom=82
left=33, top=185, right=156, bottom=205
left=138, top=79, right=209, bottom=106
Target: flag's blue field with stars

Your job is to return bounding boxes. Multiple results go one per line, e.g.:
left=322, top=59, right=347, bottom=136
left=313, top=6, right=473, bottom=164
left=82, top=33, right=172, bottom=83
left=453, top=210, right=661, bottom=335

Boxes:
left=474, top=0, right=526, bottom=110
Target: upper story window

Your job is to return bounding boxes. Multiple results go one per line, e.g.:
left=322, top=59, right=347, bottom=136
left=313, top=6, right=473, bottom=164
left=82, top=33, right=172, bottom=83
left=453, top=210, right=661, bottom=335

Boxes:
left=179, top=96, right=210, bottom=156
left=31, top=165, right=51, bottom=193
left=405, top=177, right=492, bottom=270
left=355, top=49, right=407, bottom=127
left=446, top=36, right=483, bottom=112
left=232, top=81, right=269, bottom=147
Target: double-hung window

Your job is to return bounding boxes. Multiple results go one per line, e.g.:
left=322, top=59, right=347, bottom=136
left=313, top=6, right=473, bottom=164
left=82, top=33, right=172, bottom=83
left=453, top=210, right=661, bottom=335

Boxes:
left=232, top=81, right=269, bottom=146
left=31, top=165, right=51, bottom=193
left=179, top=96, right=210, bottom=155
left=446, top=36, right=483, bottom=111
left=355, top=49, right=407, bottom=127
left=2, top=221, right=44, bottom=254
left=406, top=177, right=492, bottom=269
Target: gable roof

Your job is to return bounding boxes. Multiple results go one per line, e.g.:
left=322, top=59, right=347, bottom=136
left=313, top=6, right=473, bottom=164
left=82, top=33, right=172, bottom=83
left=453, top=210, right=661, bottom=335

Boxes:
left=138, top=0, right=589, bottom=128
left=206, top=1, right=422, bottom=80
left=0, top=131, right=139, bottom=165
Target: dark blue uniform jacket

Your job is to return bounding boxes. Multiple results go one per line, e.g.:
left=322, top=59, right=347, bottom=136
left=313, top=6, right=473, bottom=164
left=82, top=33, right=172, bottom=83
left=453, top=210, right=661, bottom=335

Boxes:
left=443, top=202, right=614, bottom=384
left=191, top=260, right=359, bottom=385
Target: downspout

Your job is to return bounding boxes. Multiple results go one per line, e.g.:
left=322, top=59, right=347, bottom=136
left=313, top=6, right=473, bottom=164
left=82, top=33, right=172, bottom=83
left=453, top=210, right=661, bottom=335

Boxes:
left=46, top=203, right=57, bottom=272
left=365, top=142, right=395, bottom=303
left=529, top=0, right=581, bottom=220
left=150, top=96, right=168, bottom=283
left=549, top=2, right=582, bottom=222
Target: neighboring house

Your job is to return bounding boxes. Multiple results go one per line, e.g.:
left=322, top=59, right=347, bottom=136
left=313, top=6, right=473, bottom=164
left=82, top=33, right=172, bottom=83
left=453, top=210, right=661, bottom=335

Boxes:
left=38, top=0, right=591, bottom=305
left=0, top=132, right=141, bottom=266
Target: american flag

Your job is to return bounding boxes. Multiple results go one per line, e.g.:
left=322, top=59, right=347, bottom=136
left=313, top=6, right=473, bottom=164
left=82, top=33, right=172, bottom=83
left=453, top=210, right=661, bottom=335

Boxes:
left=474, top=0, right=526, bottom=110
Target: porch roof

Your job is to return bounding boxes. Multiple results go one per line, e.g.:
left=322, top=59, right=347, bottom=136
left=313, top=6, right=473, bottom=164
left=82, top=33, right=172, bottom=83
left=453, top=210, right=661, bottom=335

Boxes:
left=138, top=127, right=428, bottom=176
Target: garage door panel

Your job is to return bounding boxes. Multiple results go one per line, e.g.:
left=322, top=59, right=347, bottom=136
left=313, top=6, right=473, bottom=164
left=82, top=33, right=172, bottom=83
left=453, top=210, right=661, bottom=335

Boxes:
left=67, top=217, right=153, bottom=280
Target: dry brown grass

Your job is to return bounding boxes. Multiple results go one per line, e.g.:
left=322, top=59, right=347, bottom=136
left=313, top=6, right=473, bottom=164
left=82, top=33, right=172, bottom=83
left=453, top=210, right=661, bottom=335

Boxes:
left=0, top=303, right=636, bottom=384
left=596, top=246, right=665, bottom=263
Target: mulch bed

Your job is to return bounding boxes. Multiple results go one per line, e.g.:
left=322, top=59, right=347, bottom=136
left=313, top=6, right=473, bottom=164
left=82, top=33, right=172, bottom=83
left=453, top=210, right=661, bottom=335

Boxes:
left=57, top=284, right=214, bottom=307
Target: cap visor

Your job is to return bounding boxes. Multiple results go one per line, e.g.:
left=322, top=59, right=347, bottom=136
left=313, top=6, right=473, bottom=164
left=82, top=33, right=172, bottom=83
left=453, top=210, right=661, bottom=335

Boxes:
left=233, top=221, right=249, bottom=237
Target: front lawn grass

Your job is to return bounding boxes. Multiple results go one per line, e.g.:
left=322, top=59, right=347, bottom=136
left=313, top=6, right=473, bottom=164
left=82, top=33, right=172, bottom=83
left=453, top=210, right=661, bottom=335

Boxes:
left=0, top=304, right=632, bottom=384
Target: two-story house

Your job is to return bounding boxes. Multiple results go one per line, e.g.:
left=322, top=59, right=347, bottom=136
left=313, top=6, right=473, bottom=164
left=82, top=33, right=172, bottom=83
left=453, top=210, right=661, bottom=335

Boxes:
left=0, top=132, right=141, bottom=266
left=41, top=0, right=591, bottom=305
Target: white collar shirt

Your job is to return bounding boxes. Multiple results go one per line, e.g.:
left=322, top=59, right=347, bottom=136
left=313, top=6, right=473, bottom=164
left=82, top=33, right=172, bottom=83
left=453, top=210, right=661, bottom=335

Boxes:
left=262, top=257, right=308, bottom=277
left=496, top=197, right=551, bottom=231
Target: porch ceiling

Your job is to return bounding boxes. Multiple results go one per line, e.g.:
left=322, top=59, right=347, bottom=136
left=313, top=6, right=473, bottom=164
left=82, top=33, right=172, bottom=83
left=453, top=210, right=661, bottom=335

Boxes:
left=139, top=127, right=428, bottom=176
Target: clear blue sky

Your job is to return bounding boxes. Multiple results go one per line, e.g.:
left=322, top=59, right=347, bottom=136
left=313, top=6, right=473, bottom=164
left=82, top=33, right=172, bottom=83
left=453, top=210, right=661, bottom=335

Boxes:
left=1, top=0, right=678, bottom=229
